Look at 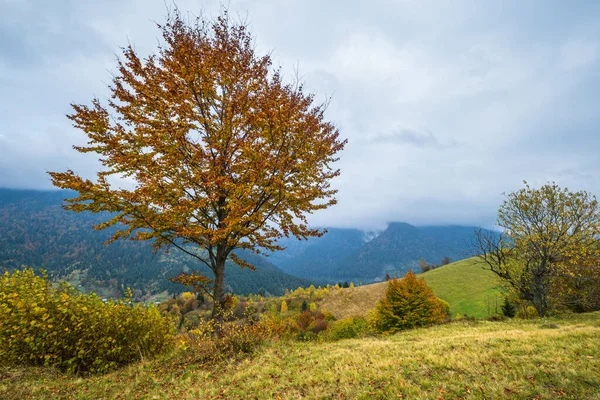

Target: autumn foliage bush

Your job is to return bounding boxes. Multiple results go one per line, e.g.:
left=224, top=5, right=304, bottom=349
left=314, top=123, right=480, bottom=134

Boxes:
left=176, top=316, right=270, bottom=365
left=0, top=269, right=174, bottom=373
left=372, top=271, right=448, bottom=334
left=327, top=316, right=371, bottom=340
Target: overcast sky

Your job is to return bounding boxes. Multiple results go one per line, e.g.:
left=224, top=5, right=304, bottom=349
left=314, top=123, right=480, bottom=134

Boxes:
left=1, top=0, right=599, bottom=230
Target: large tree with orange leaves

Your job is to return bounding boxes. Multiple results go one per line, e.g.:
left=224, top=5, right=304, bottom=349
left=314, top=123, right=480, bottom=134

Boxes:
left=49, top=10, right=346, bottom=317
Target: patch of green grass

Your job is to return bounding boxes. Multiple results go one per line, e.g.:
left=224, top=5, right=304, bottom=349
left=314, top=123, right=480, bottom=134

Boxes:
left=421, top=257, right=504, bottom=318
left=2, top=313, right=599, bottom=399
left=321, top=258, right=502, bottom=319
left=147, top=290, right=171, bottom=305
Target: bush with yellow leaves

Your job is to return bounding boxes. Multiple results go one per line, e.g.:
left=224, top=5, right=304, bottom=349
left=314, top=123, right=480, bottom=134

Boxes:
left=372, top=271, right=448, bottom=334
left=0, top=268, right=174, bottom=374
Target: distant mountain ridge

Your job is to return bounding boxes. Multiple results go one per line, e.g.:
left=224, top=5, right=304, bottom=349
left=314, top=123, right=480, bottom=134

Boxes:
left=0, top=188, right=313, bottom=297
left=0, top=188, right=493, bottom=295
left=269, top=222, right=488, bottom=283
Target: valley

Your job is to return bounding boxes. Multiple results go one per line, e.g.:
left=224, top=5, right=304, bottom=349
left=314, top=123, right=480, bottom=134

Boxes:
left=0, top=189, right=491, bottom=298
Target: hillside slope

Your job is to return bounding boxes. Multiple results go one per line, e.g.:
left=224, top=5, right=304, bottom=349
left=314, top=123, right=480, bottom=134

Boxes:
left=0, top=189, right=313, bottom=297
left=321, top=257, right=503, bottom=319
left=4, top=313, right=599, bottom=399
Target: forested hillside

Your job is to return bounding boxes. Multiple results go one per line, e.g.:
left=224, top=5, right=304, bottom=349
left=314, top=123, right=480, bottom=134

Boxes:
left=271, top=222, right=490, bottom=282
left=0, top=189, right=313, bottom=298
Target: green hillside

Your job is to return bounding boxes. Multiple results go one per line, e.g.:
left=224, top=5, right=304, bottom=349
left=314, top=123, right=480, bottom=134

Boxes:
left=421, top=257, right=504, bottom=318
left=4, top=313, right=599, bottom=399
left=321, top=257, right=503, bottom=319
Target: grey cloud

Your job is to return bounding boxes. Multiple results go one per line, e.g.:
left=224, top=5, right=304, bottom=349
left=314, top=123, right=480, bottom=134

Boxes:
left=1, top=0, right=600, bottom=230
left=371, top=128, right=459, bottom=149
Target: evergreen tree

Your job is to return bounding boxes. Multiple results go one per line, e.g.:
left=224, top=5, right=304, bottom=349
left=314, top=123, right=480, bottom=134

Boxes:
left=301, top=300, right=308, bottom=312
left=501, top=296, right=516, bottom=318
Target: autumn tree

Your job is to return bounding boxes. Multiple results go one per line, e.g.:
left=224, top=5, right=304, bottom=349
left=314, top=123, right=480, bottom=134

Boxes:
left=372, top=271, right=448, bottom=333
left=474, top=182, right=600, bottom=317
left=49, top=10, right=346, bottom=318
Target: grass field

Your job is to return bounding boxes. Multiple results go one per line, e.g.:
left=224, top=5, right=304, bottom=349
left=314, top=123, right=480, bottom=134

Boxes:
left=421, top=258, right=504, bottom=318
left=2, top=312, right=599, bottom=399
left=321, top=257, right=503, bottom=319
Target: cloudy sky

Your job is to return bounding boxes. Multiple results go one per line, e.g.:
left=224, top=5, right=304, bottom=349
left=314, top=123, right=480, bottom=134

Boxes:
left=1, top=0, right=599, bottom=230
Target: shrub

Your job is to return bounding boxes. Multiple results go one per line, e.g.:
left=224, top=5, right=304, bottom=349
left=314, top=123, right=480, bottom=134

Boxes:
left=176, top=320, right=268, bottom=365
left=516, top=305, right=539, bottom=319
left=501, top=297, right=516, bottom=318
left=310, top=319, right=328, bottom=335
left=438, top=299, right=450, bottom=317
left=372, top=271, right=448, bottom=334
left=0, top=269, right=174, bottom=374
left=327, top=316, right=370, bottom=341
left=258, top=314, right=298, bottom=339
left=297, top=311, right=314, bottom=331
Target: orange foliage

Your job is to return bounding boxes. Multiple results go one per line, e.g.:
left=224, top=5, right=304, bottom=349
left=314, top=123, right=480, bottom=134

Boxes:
left=49, top=9, right=346, bottom=316
left=373, top=271, right=447, bottom=333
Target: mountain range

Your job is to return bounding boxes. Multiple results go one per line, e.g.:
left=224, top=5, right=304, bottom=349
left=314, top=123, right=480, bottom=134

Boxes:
left=0, top=189, right=312, bottom=298
left=0, top=188, right=489, bottom=296
left=269, top=223, right=481, bottom=282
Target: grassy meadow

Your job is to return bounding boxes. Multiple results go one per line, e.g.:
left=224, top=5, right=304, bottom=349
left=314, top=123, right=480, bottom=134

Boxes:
left=321, top=257, right=502, bottom=319
left=3, top=258, right=599, bottom=399
left=2, top=312, right=599, bottom=399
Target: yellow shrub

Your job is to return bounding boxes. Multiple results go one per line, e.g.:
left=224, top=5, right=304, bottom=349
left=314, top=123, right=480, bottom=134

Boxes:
left=327, top=316, right=371, bottom=341
left=516, top=305, right=539, bottom=319
left=180, top=291, right=195, bottom=301
left=0, top=269, right=174, bottom=374
left=372, top=271, right=448, bottom=334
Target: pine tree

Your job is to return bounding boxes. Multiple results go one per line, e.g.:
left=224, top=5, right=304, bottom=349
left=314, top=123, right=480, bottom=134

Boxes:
left=501, top=296, right=516, bottom=318
left=301, top=300, right=308, bottom=312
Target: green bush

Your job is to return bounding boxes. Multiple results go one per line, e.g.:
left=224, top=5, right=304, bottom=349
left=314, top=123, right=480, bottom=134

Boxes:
left=327, top=316, right=370, bottom=341
left=0, top=269, right=174, bottom=374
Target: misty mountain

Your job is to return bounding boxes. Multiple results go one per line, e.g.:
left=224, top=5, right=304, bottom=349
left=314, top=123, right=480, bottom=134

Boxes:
left=267, top=228, right=368, bottom=279
left=0, top=189, right=313, bottom=297
left=270, top=222, right=487, bottom=283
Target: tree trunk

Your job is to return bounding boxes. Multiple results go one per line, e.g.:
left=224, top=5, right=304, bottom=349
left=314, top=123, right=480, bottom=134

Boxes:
left=211, top=257, right=226, bottom=320
left=532, top=274, right=548, bottom=318
left=532, top=297, right=546, bottom=317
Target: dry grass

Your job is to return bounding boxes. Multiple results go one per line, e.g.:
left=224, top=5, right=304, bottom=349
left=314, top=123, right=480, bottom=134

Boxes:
left=2, top=312, right=599, bottom=399
left=320, top=281, right=387, bottom=320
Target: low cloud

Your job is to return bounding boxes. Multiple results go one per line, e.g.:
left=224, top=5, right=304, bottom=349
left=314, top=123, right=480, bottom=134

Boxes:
left=371, top=128, right=459, bottom=149
left=1, top=0, right=600, bottom=230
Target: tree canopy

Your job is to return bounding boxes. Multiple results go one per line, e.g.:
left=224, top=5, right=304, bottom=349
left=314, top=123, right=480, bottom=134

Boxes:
left=475, top=182, right=600, bottom=317
left=49, top=9, right=346, bottom=317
